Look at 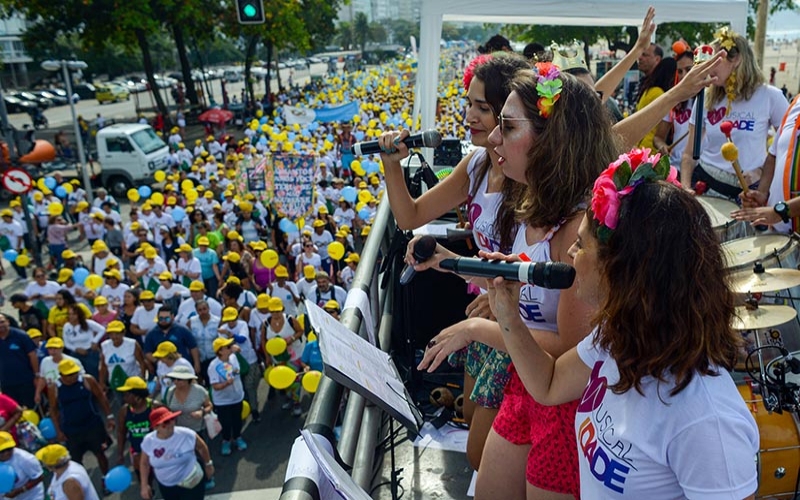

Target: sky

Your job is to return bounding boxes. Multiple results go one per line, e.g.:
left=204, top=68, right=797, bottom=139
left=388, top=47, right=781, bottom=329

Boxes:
left=767, top=8, right=800, bottom=39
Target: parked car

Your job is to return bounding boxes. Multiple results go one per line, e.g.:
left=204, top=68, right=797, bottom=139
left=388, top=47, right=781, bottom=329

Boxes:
left=96, top=83, right=130, bottom=104
left=223, top=68, right=244, bottom=82
left=3, top=95, right=37, bottom=113
left=72, top=83, right=97, bottom=100
left=43, top=88, right=69, bottom=99
left=113, top=79, right=145, bottom=93
left=33, top=90, right=68, bottom=106
left=12, top=92, right=51, bottom=109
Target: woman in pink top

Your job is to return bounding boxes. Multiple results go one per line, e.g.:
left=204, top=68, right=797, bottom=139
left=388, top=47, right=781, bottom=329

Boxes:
left=91, top=297, right=118, bottom=328
left=46, top=216, right=78, bottom=268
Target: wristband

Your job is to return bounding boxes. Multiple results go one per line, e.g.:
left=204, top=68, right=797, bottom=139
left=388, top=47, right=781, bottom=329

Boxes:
left=205, top=460, right=214, bottom=466
left=106, top=414, right=114, bottom=419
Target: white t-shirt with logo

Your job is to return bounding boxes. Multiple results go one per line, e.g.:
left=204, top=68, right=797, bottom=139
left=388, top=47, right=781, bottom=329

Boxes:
left=690, top=84, right=788, bottom=174
left=575, top=332, right=758, bottom=499
left=661, top=98, right=694, bottom=168
left=207, top=355, right=244, bottom=406
left=140, top=426, right=198, bottom=487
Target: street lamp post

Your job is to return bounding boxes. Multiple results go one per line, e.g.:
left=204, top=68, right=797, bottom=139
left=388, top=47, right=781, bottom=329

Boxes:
left=41, top=59, right=93, bottom=204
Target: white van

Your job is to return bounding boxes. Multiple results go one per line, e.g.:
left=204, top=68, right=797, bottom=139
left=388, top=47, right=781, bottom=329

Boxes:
left=95, top=124, right=170, bottom=197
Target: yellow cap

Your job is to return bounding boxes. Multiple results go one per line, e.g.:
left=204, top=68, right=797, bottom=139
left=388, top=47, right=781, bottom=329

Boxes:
left=0, top=431, right=16, bottom=452
left=370, top=176, right=380, bottom=185
left=159, top=271, right=173, bottom=281
left=46, top=337, right=65, bottom=349
left=58, top=359, right=81, bottom=375
left=153, top=341, right=177, bottom=358
left=61, top=249, right=77, bottom=259
left=213, top=336, right=235, bottom=353
left=178, top=243, right=193, bottom=253
left=318, top=206, right=328, bottom=215
left=267, top=297, right=284, bottom=312
left=0, top=209, right=12, bottom=217
left=223, top=252, right=241, bottom=263
left=75, top=201, right=89, bottom=211
left=144, top=248, right=158, bottom=259
left=36, top=444, right=70, bottom=467
left=204, top=191, right=214, bottom=199
left=27, top=328, right=43, bottom=339
left=116, top=376, right=148, bottom=391
left=103, top=269, right=121, bottom=280
left=344, top=253, right=360, bottom=263
left=33, top=192, right=43, bottom=200
left=92, top=241, right=109, bottom=253
left=9, top=200, right=20, bottom=208
left=139, top=290, right=155, bottom=300
left=226, top=276, right=241, bottom=285
left=303, top=265, right=316, bottom=279
left=256, top=293, right=271, bottom=309
left=249, top=241, right=267, bottom=251
left=361, top=225, right=371, bottom=236
left=323, top=300, right=340, bottom=311
left=275, top=265, right=289, bottom=278
left=189, top=280, right=205, bottom=292
left=197, top=237, right=210, bottom=246
left=313, top=220, right=325, bottom=228
left=130, top=221, right=141, bottom=231
left=93, top=296, right=108, bottom=306
left=57, top=268, right=74, bottom=283
left=106, top=320, right=125, bottom=333
left=222, top=307, right=239, bottom=322
left=226, top=230, right=243, bottom=242
left=358, top=181, right=367, bottom=188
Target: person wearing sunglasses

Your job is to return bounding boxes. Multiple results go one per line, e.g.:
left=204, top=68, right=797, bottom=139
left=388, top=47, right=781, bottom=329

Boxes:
left=143, top=306, right=200, bottom=376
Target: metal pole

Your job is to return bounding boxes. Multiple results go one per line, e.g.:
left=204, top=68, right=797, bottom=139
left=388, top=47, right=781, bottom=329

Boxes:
left=62, top=62, right=92, bottom=204
left=20, top=194, right=42, bottom=268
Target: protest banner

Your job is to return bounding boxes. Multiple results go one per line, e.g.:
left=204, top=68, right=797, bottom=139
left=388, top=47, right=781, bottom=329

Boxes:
left=272, top=154, right=317, bottom=219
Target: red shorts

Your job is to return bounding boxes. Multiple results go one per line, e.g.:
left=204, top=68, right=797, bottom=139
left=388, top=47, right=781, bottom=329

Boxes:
left=493, top=365, right=580, bottom=497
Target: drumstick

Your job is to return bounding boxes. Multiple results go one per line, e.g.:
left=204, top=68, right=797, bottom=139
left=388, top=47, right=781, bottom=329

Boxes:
left=667, top=131, right=690, bottom=154
left=720, top=121, right=750, bottom=195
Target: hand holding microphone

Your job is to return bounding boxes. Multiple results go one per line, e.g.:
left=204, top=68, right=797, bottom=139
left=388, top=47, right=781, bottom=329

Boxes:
left=372, top=130, right=442, bottom=164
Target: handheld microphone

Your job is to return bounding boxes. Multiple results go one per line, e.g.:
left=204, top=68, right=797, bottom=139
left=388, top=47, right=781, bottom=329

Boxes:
left=399, top=235, right=437, bottom=286
left=439, top=258, right=576, bottom=289
left=353, top=130, right=442, bottom=156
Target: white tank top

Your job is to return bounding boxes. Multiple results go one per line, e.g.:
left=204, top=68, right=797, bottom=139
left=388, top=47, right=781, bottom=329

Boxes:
left=266, top=314, right=306, bottom=363
left=101, top=337, right=140, bottom=387
left=48, top=462, right=100, bottom=500
left=466, top=148, right=505, bottom=253
left=511, top=222, right=561, bottom=331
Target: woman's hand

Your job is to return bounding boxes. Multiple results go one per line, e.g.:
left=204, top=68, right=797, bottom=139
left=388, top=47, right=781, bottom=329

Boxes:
left=465, top=293, right=494, bottom=321
left=377, top=130, right=411, bottom=164
left=205, top=463, right=215, bottom=478
left=403, top=236, right=458, bottom=274
left=417, top=317, right=493, bottom=373
left=731, top=205, right=781, bottom=226
left=480, top=251, right=523, bottom=327
left=633, top=7, right=656, bottom=53
left=672, top=50, right=726, bottom=103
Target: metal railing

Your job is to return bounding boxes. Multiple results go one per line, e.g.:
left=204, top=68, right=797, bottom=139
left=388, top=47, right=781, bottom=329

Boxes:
left=280, top=195, right=396, bottom=499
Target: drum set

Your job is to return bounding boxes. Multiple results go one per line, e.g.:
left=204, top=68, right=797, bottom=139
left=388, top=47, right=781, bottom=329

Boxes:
left=707, top=196, right=800, bottom=498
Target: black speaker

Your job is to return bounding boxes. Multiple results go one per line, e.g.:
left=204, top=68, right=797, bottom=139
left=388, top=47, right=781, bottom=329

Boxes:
left=434, top=139, right=463, bottom=167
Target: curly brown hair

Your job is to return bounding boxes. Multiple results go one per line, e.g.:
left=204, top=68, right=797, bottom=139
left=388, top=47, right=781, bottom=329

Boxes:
left=588, top=181, right=739, bottom=396
left=505, top=70, right=620, bottom=229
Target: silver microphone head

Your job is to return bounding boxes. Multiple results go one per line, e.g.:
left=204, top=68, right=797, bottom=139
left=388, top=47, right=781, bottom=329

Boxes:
left=421, top=130, right=442, bottom=148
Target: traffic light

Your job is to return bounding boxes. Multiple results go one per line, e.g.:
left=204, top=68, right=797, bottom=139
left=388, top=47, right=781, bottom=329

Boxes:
left=236, top=0, right=265, bottom=24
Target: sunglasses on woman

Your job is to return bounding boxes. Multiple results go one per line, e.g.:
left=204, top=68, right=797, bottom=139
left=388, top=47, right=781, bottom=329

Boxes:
left=497, top=114, right=536, bottom=135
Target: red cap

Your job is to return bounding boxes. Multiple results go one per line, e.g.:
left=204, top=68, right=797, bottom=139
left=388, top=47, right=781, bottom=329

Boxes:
left=149, top=407, right=182, bottom=427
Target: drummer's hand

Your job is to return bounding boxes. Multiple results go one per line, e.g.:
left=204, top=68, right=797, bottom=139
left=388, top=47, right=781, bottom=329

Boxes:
left=731, top=206, right=780, bottom=226
left=378, top=130, right=411, bottom=164
left=740, top=190, right=768, bottom=208
left=403, top=235, right=458, bottom=273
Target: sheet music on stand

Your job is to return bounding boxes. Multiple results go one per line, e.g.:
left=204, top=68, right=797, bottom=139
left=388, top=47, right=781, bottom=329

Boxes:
left=300, top=429, right=373, bottom=500
left=305, top=300, right=422, bottom=433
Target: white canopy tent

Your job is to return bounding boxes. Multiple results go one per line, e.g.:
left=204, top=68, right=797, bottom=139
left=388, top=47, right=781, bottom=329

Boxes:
left=414, top=0, right=749, bottom=138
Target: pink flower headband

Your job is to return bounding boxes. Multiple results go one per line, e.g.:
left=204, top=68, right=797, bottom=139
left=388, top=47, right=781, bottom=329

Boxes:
left=591, top=148, right=681, bottom=242
left=463, top=54, right=493, bottom=91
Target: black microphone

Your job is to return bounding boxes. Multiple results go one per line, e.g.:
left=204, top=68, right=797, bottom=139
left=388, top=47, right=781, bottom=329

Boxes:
left=399, top=235, right=437, bottom=286
left=353, top=130, right=442, bottom=156
left=439, top=258, right=575, bottom=289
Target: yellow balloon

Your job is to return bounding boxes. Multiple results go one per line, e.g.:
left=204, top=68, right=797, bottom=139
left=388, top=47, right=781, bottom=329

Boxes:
left=15, top=254, right=30, bottom=267
left=265, top=337, right=287, bottom=356
left=127, top=189, right=140, bottom=202
left=21, top=409, right=40, bottom=426
left=85, top=274, right=104, bottom=290
left=37, top=178, right=47, bottom=191
left=327, top=241, right=345, bottom=261
left=150, top=192, right=165, bottom=206
left=63, top=183, right=74, bottom=194
left=307, top=331, right=317, bottom=342
left=268, top=365, right=297, bottom=390
left=355, top=201, right=366, bottom=213
left=185, top=189, right=199, bottom=201
left=263, top=366, right=273, bottom=384
left=260, top=249, right=279, bottom=269
left=302, top=370, right=322, bottom=394
left=358, top=190, right=372, bottom=204
left=154, top=171, right=166, bottom=182
left=48, top=203, right=64, bottom=216
left=351, top=160, right=365, bottom=176
left=241, top=400, right=251, bottom=420
left=352, top=115, right=361, bottom=124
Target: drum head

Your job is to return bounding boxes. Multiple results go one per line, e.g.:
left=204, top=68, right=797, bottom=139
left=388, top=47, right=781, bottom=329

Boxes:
left=697, top=196, right=738, bottom=229
left=722, top=235, right=793, bottom=271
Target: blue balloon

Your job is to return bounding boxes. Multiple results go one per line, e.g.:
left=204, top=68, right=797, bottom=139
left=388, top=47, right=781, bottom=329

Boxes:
left=105, top=465, right=132, bottom=493
left=275, top=117, right=283, bottom=125
left=138, top=185, right=152, bottom=199
left=72, top=267, right=89, bottom=286
left=358, top=208, right=371, bottom=220
left=287, top=132, right=296, bottom=141
left=326, top=134, right=334, bottom=142
left=3, top=249, right=18, bottom=263
left=364, top=161, right=379, bottom=174
left=55, top=186, right=68, bottom=198
left=354, top=131, right=365, bottom=141
left=172, top=206, right=186, bottom=223
left=279, top=218, right=298, bottom=234
left=259, top=116, right=268, bottom=125
left=0, top=464, right=13, bottom=494
left=44, top=177, right=57, bottom=190
left=258, top=136, right=267, bottom=145
left=39, top=417, right=56, bottom=440
left=341, top=186, right=357, bottom=203
left=147, top=380, right=157, bottom=394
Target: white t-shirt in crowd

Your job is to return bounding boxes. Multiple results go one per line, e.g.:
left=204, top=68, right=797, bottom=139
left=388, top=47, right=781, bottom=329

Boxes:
left=4, top=448, right=45, bottom=500
left=661, top=99, right=694, bottom=168
left=207, top=355, right=244, bottom=406
left=270, top=281, right=300, bottom=317
left=155, top=284, right=190, bottom=302
left=140, top=426, right=198, bottom=487
left=219, top=320, right=257, bottom=365
left=61, top=320, right=105, bottom=351
left=296, top=278, right=316, bottom=301
left=40, top=355, right=85, bottom=384
left=23, top=280, right=61, bottom=309
left=131, top=305, right=159, bottom=334
left=575, top=332, right=758, bottom=499
left=100, top=283, right=130, bottom=308
left=0, top=219, right=24, bottom=250
left=47, top=461, right=100, bottom=500
left=690, top=84, right=788, bottom=174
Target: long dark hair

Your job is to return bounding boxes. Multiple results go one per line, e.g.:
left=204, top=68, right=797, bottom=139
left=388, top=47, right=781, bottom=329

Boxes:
left=589, top=182, right=739, bottom=396
left=637, top=57, right=677, bottom=103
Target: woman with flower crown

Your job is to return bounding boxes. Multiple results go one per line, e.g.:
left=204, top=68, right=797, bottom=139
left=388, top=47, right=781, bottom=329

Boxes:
left=485, top=152, right=759, bottom=499
left=680, top=27, right=788, bottom=200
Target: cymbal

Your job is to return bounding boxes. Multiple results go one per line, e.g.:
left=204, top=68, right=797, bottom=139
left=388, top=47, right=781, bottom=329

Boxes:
left=732, top=305, right=797, bottom=330
left=729, top=268, right=800, bottom=293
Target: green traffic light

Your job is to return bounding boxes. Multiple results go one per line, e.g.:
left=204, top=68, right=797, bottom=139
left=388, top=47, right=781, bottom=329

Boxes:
left=243, top=4, right=256, bottom=17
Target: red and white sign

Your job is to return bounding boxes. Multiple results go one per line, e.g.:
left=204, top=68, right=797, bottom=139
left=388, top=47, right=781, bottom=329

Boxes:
left=2, top=168, right=33, bottom=195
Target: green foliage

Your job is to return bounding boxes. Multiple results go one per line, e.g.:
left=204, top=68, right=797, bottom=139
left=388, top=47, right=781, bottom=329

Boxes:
left=353, top=11, right=369, bottom=53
